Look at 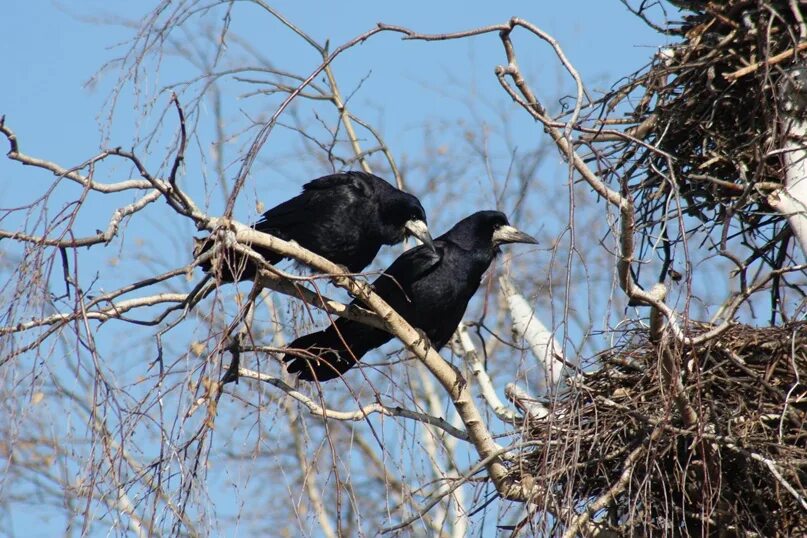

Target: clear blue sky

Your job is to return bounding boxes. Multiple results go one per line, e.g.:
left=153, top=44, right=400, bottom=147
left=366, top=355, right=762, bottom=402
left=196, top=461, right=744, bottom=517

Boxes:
left=1, top=2, right=671, bottom=536
left=2, top=1, right=666, bottom=196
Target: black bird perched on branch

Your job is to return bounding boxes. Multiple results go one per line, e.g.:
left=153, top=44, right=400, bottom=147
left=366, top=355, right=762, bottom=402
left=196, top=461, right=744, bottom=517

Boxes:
left=196, top=171, right=434, bottom=281
left=283, top=210, right=538, bottom=381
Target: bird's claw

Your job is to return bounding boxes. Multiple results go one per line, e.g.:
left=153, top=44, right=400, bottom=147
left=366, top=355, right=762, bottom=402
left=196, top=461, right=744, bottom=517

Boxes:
left=414, top=328, right=432, bottom=352
left=450, top=364, right=468, bottom=391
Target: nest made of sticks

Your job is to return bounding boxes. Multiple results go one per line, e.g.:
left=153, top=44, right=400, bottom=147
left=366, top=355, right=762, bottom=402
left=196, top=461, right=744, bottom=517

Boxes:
left=518, top=321, right=807, bottom=535
left=600, top=0, right=807, bottom=275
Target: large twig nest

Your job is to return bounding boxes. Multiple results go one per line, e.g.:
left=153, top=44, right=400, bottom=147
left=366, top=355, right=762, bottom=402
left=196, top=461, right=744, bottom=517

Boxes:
left=598, top=1, right=807, bottom=276
left=520, top=321, right=807, bottom=535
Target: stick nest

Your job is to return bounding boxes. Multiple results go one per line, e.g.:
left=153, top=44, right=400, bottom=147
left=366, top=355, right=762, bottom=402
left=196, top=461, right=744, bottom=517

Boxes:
left=600, top=0, right=806, bottom=273
left=518, top=321, right=807, bottom=535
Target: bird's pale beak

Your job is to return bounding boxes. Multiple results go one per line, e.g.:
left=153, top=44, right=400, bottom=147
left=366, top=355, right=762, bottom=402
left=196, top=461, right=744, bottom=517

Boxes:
left=492, top=225, right=538, bottom=246
left=405, top=219, right=436, bottom=252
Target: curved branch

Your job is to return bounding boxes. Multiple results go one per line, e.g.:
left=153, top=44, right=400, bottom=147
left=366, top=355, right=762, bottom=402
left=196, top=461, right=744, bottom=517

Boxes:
left=0, top=189, right=162, bottom=248
left=234, top=366, right=470, bottom=441
left=1, top=117, right=158, bottom=193
left=455, top=323, right=524, bottom=423
left=0, top=290, right=187, bottom=336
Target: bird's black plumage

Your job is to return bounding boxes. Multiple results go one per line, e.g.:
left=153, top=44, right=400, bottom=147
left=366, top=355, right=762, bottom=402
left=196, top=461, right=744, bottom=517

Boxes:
left=283, top=210, right=538, bottom=381
left=197, top=171, right=433, bottom=281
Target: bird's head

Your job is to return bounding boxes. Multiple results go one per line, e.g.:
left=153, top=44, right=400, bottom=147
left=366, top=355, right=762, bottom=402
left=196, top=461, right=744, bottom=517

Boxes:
left=385, top=193, right=435, bottom=252
left=447, top=210, right=538, bottom=253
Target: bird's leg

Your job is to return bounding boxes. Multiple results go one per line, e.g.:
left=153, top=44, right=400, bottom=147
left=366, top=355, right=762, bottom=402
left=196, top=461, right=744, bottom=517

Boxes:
left=449, top=362, right=468, bottom=392
left=221, top=335, right=242, bottom=386
left=341, top=274, right=365, bottom=300
left=413, top=327, right=433, bottom=352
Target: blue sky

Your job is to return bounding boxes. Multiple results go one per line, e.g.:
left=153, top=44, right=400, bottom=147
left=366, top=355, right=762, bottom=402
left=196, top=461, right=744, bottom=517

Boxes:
left=1, top=2, right=673, bottom=536
left=2, top=1, right=666, bottom=193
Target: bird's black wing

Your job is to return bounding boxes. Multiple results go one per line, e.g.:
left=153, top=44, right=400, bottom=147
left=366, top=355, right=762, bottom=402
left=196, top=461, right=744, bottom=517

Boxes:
left=362, top=242, right=442, bottom=315
left=300, top=171, right=376, bottom=195
left=254, top=172, right=373, bottom=231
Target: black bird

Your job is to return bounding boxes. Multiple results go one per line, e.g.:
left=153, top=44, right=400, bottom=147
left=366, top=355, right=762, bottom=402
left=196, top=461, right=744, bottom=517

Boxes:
left=196, top=171, right=434, bottom=281
left=283, top=210, right=537, bottom=381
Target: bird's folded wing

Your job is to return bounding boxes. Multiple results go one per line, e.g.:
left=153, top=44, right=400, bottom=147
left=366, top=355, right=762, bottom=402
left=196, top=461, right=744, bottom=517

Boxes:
left=253, top=192, right=317, bottom=231
left=301, top=171, right=373, bottom=195
left=370, top=243, right=443, bottom=300
left=254, top=172, right=371, bottom=230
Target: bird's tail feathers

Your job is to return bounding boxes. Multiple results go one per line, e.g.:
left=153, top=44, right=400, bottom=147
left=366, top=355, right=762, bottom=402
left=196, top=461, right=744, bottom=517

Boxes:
left=283, top=321, right=390, bottom=381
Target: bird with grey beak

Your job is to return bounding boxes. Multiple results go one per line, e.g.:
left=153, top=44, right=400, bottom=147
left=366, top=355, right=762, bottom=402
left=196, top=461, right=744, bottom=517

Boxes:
left=283, top=210, right=538, bottom=381
left=196, top=171, right=434, bottom=281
